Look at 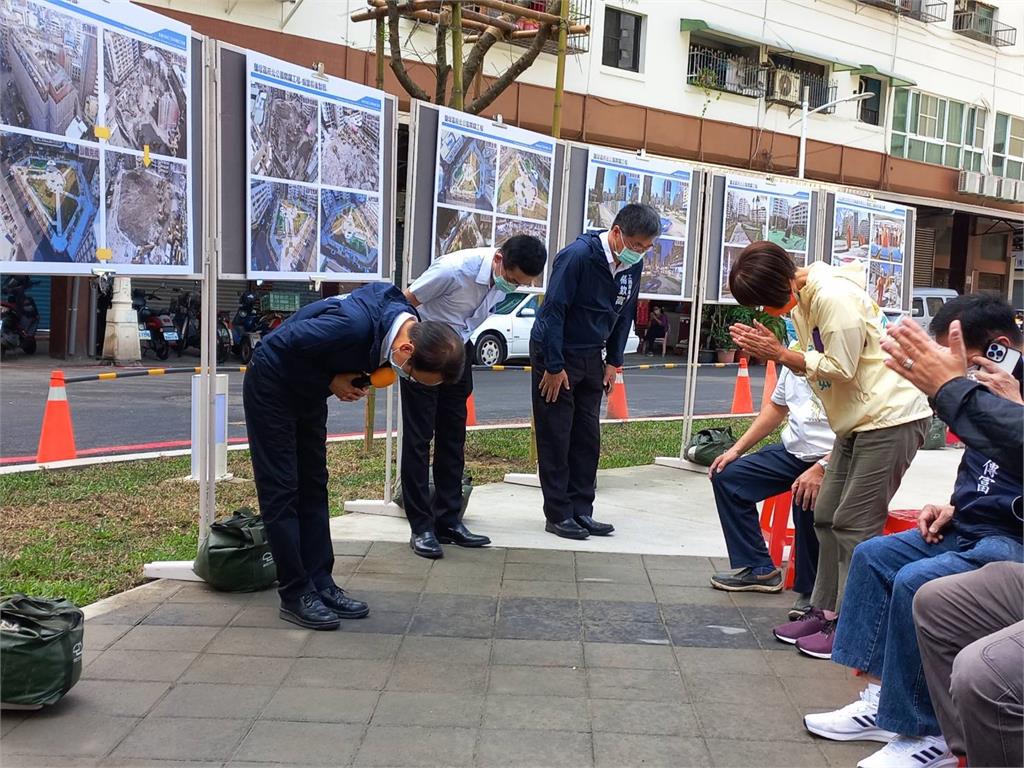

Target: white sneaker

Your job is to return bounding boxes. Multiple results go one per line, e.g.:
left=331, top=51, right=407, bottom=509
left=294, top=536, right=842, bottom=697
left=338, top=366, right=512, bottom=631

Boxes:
left=857, top=736, right=957, bottom=768
left=804, top=684, right=897, bottom=743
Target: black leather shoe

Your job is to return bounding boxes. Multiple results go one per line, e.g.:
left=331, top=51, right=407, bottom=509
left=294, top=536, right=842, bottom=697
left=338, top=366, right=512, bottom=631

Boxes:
left=574, top=515, right=615, bottom=536
left=437, top=522, right=491, bottom=548
left=411, top=531, right=444, bottom=559
left=318, top=585, right=370, bottom=619
left=279, top=592, right=340, bottom=630
left=545, top=519, right=590, bottom=540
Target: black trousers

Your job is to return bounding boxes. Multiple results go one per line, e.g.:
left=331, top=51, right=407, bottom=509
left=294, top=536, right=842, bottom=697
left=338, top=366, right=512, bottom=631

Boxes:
left=530, top=342, right=604, bottom=524
left=400, top=341, right=474, bottom=535
left=242, top=362, right=335, bottom=601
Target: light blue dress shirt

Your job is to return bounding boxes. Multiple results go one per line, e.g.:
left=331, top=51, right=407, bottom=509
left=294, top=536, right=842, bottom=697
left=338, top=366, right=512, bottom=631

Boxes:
left=408, top=247, right=503, bottom=342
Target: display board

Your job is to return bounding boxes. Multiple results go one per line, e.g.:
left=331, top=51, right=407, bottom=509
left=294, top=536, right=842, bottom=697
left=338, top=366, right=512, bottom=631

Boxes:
left=582, top=148, right=697, bottom=300
left=245, top=52, right=386, bottom=281
left=0, top=0, right=193, bottom=275
left=431, top=105, right=556, bottom=263
left=718, top=175, right=812, bottom=302
left=830, top=193, right=913, bottom=312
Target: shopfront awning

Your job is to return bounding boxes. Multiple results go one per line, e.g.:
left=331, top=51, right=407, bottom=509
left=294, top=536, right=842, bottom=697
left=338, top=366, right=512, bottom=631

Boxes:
left=851, top=64, right=917, bottom=88
left=680, top=18, right=861, bottom=71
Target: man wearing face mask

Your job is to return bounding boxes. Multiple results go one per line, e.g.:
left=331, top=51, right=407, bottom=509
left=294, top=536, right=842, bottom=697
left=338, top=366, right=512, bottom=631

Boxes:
left=243, top=283, right=465, bottom=629
left=530, top=203, right=660, bottom=539
left=401, top=235, right=548, bottom=558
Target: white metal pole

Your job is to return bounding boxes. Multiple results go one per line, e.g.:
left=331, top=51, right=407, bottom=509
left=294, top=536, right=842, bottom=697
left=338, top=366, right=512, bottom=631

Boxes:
left=798, top=86, right=809, bottom=180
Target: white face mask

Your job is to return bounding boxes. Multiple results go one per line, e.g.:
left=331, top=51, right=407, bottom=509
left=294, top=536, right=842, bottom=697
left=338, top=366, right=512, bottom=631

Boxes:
left=389, top=349, right=411, bottom=380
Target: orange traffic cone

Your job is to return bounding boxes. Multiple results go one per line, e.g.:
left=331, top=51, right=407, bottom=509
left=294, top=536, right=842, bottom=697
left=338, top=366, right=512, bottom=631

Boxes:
left=606, top=367, right=629, bottom=420
left=466, top=393, right=477, bottom=427
left=760, top=359, right=778, bottom=411
left=36, top=370, right=77, bottom=463
left=731, top=358, right=754, bottom=414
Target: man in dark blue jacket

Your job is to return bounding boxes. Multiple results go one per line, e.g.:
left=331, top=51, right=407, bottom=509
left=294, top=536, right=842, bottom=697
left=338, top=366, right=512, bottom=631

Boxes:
left=530, top=203, right=661, bottom=539
left=243, top=283, right=465, bottom=629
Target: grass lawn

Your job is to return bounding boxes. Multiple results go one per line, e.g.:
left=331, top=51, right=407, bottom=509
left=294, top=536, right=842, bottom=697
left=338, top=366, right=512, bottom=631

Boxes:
left=0, top=418, right=768, bottom=607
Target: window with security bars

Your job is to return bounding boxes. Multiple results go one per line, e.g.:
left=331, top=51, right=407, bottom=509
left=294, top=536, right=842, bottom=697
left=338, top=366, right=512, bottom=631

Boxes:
left=890, top=88, right=987, bottom=170
left=993, top=113, right=1024, bottom=180
left=602, top=7, right=643, bottom=72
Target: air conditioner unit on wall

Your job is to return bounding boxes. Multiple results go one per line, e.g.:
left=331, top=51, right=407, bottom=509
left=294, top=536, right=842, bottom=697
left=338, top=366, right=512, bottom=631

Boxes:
left=958, top=170, right=982, bottom=194
left=980, top=174, right=1000, bottom=197
left=997, top=178, right=1022, bottom=202
left=768, top=70, right=802, bottom=105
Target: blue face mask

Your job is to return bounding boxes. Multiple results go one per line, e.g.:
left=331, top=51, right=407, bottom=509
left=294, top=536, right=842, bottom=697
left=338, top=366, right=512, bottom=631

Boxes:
left=494, top=274, right=516, bottom=294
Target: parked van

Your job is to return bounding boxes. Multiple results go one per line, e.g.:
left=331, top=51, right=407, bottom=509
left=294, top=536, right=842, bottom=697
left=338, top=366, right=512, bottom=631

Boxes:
left=910, top=288, right=959, bottom=333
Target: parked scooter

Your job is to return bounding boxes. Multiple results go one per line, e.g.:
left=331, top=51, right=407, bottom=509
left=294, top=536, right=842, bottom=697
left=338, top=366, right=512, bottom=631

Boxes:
left=169, top=289, right=201, bottom=356
left=132, top=289, right=177, bottom=360
left=0, top=275, right=40, bottom=358
left=228, top=292, right=285, bottom=363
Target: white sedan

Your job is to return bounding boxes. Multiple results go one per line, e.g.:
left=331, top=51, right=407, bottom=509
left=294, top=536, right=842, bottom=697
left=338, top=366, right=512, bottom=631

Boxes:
left=469, top=292, right=640, bottom=366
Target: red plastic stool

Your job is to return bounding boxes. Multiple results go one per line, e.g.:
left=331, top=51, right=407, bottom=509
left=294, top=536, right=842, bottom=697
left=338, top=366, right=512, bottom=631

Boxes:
left=759, top=491, right=797, bottom=588
left=884, top=509, right=920, bottom=534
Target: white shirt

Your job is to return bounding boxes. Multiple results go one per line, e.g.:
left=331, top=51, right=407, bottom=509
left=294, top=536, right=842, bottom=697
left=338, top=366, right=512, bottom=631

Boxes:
left=599, top=231, right=631, bottom=276
left=380, top=312, right=415, bottom=365
left=771, top=367, right=835, bottom=461
left=409, top=248, right=503, bottom=342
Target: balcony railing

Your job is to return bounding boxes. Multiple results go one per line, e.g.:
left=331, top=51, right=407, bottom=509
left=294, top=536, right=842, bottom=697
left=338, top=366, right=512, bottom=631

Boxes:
left=687, top=46, right=765, bottom=99
left=953, top=11, right=1017, bottom=47
left=855, top=0, right=947, bottom=22
left=766, top=67, right=837, bottom=112
left=473, top=0, right=591, bottom=55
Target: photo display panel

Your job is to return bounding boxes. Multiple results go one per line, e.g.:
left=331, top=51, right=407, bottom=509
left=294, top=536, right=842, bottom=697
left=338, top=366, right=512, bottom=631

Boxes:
left=719, top=175, right=811, bottom=302
left=831, top=193, right=911, bottom=312
left=583, top=147, right=695, bottom=299
left=432, top=105, right=555, bottom=261
left=246, top=51, right=385, bottom=281
left=0, top=0, right=192, bottom=275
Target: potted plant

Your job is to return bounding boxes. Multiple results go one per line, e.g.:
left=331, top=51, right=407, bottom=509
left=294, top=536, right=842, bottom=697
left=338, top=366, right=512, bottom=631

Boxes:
left=706, top=305, right=738, bottom=364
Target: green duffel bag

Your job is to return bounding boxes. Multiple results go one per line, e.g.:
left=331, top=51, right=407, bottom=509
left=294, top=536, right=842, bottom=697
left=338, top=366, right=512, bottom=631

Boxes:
left=922, top=415, right=949, bottom=451
left=394, top=468, right=473, bottom=516
left=193, top=508, right=277, bottom=592
left=684, top=426, right=737, bottom=466
left=1, top=595, right=84, bottom=709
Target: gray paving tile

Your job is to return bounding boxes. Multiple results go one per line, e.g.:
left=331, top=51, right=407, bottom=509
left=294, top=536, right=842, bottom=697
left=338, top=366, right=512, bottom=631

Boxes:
left=816, top=741, right=879, bottom=767
left=475, top=729, right=593, bottom=767
left=386, top=662, right=488, bottom=694
left=234, top=720, right=362, bottom=766
left=261, top=687, right=379, bottom=724
left=737, top=606, right=796, bottom=650
left=355, top=725, right=475, bottom=766
left=142, top=602, right=243, bottom=627
left=358, top=556, right=434, bottom=576
left=783, top=674, right=868, bottom=709
left=490, top=639, right=583, bottom=667
left=109, top=625, right=220, bottom=653
left=583, top=620, right=669, bottom=645
left=575, top=564, right=650, bottom=584
left=407, top=612, right=495, bottom=639
left=763, top=649, right=852, bottom=679
left=675, top=647, right=773, bottom=677
left=4, top=757, right=100, bottom=767
left=351, top=590, right=421, bottom=613
left=83, top=624, right=133, bottom=652
left=230, top=606, right=289, bottom=628
left=397, top=636, right=492, bottom=665
left=181, top=654, right=294, bottom=687
left=647, top=569, right=712, bottom=587
left=487, top=665, right=586, bottom=697
left=589, top=699, right=699, bottom=736
left=59, top=680, right=171, bottom=717
left=303, top=631, right=401, bottom=660
left=577, top=582, right=656, bottom=602
left=498, top=597, right=580, bottom=620
left=110, top=716, right=250, bottom=762
left=726, top=588, right=794, bottom=609
left=102, top=760, right=223, bottom=768
left=587, top=668, right=687, bottom=702
left=593, top=732, right=710, bottom=767
left=2, top=712, right=26, bottom=737
left=685, top=670, right=786, bottom=704
left=422, top=574, right=501, bottom=596
left=345, top=575, right=428, bottom=593
left=151, top=683, right=275, bottom=719
left=83, top=650, right=197, bottom=682
left=499, top=580, right=579, bottom=599
left=1, top=710, right=137, bottom=757
left=482, top=694, right=588, bottom=732
left=581, top=600, right=661, bottom=623
left=333, top=539, right=372, bottom=556
left=653, top=585, right=736, bottom=606
left=706, top=738, right=827, bottom=768
left=284, top=658, right=390, bottom=690
left=503, top=562, right=575, bottom=582
left=662, top=605, right=758, bottom=650
left=336, top=611, right=412, bottom=635
left=205, top=626, right=311, bottom=657
left=575, top=552, right=645, bottom=567
left=417, top=594, right=497, bottom=617
left=166, top=583, right=252, bottom=604
left=694, top=699, right=813, bottom=742
left=435, top=546, right=505, bottom=567
left=493, top=615, right=582, bottom=641
left=642, top=555, right=713, bottom=571
left=372, top=691, right=484, bottom=727
left=583, top=642, right=676, bottom=670
left=504, top=549, right=575, bottom=565
left=331, top=555, right=364, bottom=577
left=86, top=602, right=161, bottom=625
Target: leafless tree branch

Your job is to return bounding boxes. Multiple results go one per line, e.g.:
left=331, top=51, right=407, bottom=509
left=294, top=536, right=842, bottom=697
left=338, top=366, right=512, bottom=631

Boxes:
left=466, top=12, right=555, bottom=114
left=386, top=1, right=431, bottom=102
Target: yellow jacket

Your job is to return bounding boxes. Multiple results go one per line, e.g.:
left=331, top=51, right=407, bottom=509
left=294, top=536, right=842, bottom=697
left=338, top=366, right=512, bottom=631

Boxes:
left=791, top=261, right=931, bottom=437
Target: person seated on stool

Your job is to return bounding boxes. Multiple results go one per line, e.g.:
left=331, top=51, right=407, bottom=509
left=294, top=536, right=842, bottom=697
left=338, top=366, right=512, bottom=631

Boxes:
left=530, top=203, right=659, bottom=540
left=243, top=283, right=465, bottom=630
left=643, top=305, right=668, bottom=356
left=708, top=364, right=832, bottom=618
left=401, top=235, right=547, bottom=559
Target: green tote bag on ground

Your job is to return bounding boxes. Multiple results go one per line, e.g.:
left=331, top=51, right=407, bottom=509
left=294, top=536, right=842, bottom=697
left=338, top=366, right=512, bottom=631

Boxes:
left=193, top=507, right=277, bottom=592
left=684, top=427, right=737, bottom=466
left=1, top=594, right=84, bottom=709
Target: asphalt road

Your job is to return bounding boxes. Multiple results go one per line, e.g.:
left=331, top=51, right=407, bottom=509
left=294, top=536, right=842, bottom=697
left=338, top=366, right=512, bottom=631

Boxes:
left=0, top=353, right=767, bottom=462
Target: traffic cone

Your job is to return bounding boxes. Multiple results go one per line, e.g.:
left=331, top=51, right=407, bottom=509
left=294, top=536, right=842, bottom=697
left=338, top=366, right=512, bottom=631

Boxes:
left=606, top=367, right=629, bottom=420
left=760, top=359, right=778, bottom=411
left=466, top=393, right=477, bottom=427
left=36, top=370, right=77, bottom=463
left=731, top=358, right=754, bottom=414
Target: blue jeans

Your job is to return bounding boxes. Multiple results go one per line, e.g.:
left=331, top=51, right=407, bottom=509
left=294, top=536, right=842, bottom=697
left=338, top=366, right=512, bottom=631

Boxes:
left=710, top=443, right=819, bottom=594
left=832, top=529, right=1024, bottom=736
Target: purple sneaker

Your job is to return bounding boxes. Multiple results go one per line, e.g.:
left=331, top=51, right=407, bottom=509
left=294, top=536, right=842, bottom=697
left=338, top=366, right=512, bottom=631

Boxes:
left=796, top=619, right=837, bottom=659
left=773, top=607, right=826, bottom=645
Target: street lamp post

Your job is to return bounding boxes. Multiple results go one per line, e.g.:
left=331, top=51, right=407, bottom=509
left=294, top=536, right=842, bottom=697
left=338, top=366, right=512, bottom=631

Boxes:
left=791, top=90, right=873, bottom=179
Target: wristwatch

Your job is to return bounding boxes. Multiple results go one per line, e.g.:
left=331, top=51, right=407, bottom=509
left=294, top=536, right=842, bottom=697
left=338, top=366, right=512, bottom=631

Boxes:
left=817, top=458, right=830, bottom=470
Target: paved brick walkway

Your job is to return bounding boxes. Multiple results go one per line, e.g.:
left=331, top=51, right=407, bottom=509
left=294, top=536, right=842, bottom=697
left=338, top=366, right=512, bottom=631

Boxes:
left=2, top=542, right=875, bottom=767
